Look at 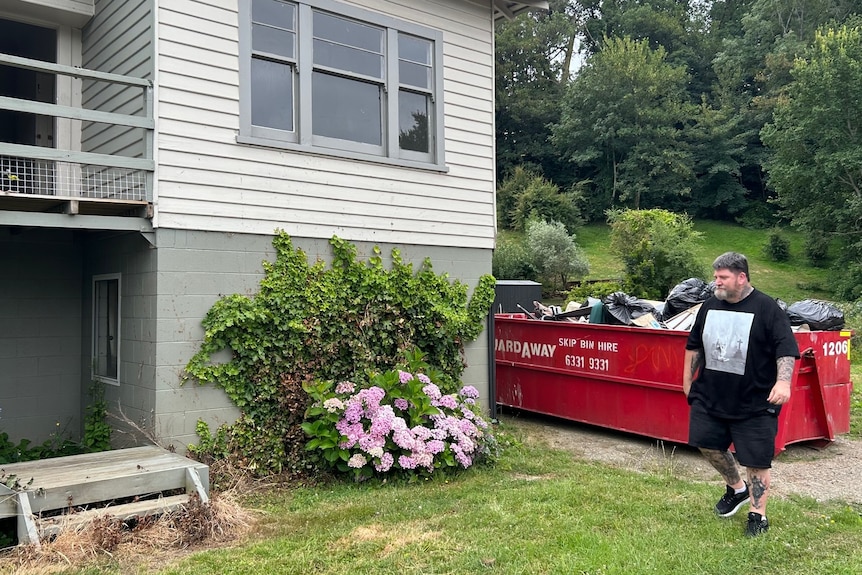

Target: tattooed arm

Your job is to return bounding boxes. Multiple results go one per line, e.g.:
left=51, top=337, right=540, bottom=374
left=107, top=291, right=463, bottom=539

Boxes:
left=682, top=349, right=704, bottom=397
left=767, top=356, right=796, bottom=405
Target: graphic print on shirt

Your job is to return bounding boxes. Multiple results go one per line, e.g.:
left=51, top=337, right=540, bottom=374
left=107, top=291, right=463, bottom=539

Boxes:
left=702, top=309, right=754, bottom=376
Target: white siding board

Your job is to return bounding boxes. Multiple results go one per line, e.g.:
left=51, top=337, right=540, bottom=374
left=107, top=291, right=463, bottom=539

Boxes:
left=156, top=142, right=492, bottom=197
left=157, top=164, right=492, bottom=210
left=159, top=73, right=238, bottom=105
left=157, top=186, right=490, bottom=228
left=159, top=24, right=237, bottom=58
left=155, top=0, right=496, bottom=249
left=156, top=214, right=495, bottom=249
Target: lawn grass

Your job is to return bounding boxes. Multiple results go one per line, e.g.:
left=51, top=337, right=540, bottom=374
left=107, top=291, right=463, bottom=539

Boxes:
left=576, top=220, right=833, bottom=304
left=93, top=421, right=862, bottom=575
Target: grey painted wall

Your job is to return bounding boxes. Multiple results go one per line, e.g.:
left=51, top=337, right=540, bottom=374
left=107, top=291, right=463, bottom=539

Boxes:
left=81, top=231, right=158, bottom=448
left=151, top=229, right=492, bottom=452
left=0, top=228, right=83, bottom=444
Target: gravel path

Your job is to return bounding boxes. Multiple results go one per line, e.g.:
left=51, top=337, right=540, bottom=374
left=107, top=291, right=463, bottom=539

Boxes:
left=502, top=412, right=862, bottom=504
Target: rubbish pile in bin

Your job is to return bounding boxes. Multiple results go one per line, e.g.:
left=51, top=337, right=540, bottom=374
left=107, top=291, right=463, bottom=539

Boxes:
left=520, top=278, right=845, bottom=332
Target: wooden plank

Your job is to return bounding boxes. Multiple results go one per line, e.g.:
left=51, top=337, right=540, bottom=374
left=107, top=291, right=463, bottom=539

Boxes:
left=0, top=143, right=154, bottom=171
left=2, top=446, right=208, bottom=514
left=0, top=53, right=150, bottom=87
left=37, top=494, right=191, bottom=540
left=16, top=492, right=40, bottom=549
left=0, top=96, right=154, bottom=129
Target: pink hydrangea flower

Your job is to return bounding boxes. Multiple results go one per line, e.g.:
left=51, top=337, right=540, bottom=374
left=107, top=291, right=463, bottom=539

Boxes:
left=398, top=370, right=414, bottom=383
left=335, top=381, right=356, bottom=394
left=348, top=454, right=367, bottom=468
left=394, top=398, right=409, bottom=411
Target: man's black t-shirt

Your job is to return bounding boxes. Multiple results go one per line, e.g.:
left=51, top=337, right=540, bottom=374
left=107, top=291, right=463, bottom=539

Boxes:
left=686, top=289, right=800, bottom=419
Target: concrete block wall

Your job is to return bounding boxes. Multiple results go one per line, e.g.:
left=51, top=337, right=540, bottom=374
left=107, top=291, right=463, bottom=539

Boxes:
left=151, top=229, right=493, bottom=452
left=82, top=231, right=159, bottom=448
left=0, top=229, right=83, bottom=444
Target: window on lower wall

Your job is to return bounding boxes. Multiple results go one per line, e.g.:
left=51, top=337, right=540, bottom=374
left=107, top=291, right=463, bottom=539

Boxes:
left=92, top=274, right=120, bottom=385
left=238, top=0, right=446, bottom=170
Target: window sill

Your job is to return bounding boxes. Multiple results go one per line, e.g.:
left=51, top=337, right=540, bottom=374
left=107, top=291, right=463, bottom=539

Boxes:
left=236, top=134, right=449, bottom=174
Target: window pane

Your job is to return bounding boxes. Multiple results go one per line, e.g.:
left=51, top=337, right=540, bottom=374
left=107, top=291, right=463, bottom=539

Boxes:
left=94, top=279, right=119, bottom=380
left=252, top=57, right=294, bottom=131
left=312, top=72, right=381, bottom=145
left=399, top=90, right=429, bottom=153
left=313, top=11, right=382, bottom=53
left=399, top=34, right=431, bottom=65
left=252, top=0, right=295, bottom=30
left=253, top=24, right=295, bottom=59
left=399, top=60, right=431, bottom=90
left=313, top=38, right=384, bottom=78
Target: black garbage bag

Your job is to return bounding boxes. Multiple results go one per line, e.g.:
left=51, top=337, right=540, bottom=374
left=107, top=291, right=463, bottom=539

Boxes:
left=663, top=278, right=712, bottom=320
left=786, top=299, right=845, bottom=331
left=775, top=298, right=788, bottom=313
left=603, top=291, right=659, bottom=325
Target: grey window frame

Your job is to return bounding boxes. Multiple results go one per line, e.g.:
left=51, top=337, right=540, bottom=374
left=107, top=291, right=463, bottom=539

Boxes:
left=92, top=273, right=121, bottom=386
left=238, top=0, right=446, bottom=171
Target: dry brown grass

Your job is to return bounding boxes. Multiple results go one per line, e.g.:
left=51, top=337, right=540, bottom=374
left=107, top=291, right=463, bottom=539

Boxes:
left=0, top=462, right=262, bottom=575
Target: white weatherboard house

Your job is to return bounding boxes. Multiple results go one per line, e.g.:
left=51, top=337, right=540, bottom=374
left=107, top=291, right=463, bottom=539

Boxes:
left=0, top=0, right=547, bottom=451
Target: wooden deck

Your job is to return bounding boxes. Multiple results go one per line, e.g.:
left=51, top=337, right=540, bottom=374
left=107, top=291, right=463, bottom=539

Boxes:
left=0, top=446, right=209, bottom=548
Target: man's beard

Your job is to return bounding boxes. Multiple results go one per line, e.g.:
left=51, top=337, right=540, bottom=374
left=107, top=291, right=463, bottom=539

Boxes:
left=715, top=286, right=740, bottom=301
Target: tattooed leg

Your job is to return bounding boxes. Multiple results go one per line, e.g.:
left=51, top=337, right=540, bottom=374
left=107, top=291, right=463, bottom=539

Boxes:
left=699, top=448, right=744, bottom=488
left=747, top=468, right=770, bottom=515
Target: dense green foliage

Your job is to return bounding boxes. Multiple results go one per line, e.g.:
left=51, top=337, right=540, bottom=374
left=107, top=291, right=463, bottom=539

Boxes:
left=525, top=219, right=589, bottom=293
left=762, top=22, right=862, bottom=300
left=608, top=209, right=705, bottom=299
left=762, top=229, right=791, bottom=262
left=184, top=233, right=495, bottom=475
left=496, top=166, right=583, bottom=233
left=495, top=1, right=862, bottom=293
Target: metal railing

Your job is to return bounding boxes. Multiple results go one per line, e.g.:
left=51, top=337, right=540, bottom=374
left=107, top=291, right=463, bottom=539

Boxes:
left=0, top=53, right=153, bottom=204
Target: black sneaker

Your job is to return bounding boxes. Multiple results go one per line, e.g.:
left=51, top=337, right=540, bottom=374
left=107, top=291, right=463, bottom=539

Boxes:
left=715, top=484, right=749, bottom=517
left=745, top=512, right=769, bottom=537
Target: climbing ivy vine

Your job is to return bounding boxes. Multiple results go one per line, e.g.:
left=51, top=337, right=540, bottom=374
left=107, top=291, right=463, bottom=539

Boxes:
left=185, top=232, right=496, bottom=475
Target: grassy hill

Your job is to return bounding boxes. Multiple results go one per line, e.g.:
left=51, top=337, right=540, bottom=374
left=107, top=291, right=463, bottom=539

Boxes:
left=575, top=220, right=833, bottom=304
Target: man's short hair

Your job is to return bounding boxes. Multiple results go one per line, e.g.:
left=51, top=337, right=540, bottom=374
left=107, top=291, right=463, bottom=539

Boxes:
left=713, top=251, right=749, bottom=279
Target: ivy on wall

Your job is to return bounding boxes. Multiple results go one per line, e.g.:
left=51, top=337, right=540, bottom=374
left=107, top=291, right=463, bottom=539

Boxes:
left=185, top=232, right=496, bottom=475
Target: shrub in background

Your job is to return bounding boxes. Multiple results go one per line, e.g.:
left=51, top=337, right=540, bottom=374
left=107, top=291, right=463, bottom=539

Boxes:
left=492, top=235, right=537, bottom=281
left=608, top=209, right=704, bottom=300
left=763, top=229, right=791, bottom=261
left=804, top=234, right=830, bottom=267
left=497, top=166, right=583, bottom=233
left=525, top=219, right=589, bottom=295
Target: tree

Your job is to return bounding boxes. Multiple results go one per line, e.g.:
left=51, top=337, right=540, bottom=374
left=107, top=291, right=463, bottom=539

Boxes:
left=552, top=36, right=695, bottom=218
left=608, top=209, right=704, bottom=299
left=761, top=22, right=862, bottom=298
left=497, top=166, right=583, bottom=233
left=495, top=1, right=581, bottom=184
left=525, top=219, right=590, bottom=294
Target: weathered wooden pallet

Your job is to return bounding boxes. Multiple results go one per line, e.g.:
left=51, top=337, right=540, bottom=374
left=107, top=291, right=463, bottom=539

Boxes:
left=0, top=445, right=209, bottom=548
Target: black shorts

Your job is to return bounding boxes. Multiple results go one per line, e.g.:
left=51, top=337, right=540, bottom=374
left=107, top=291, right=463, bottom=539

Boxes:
left=688, top=401, right=778, bottom=469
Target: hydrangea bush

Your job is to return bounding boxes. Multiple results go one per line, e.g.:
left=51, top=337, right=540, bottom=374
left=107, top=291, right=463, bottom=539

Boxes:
left=302, top=364, right=496, bottom=480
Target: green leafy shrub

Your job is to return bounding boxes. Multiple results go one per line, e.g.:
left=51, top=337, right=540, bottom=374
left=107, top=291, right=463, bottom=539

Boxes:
left=492, top=236, right=536, bottom=280
left=83, top=379, right=111, bottom=452
left=302, top=350, right=496, bottom=481
left=525, top=219, right=589, bottom=295
left=763, top=229, right=791, bottom=261
left=608, top=209, right=704, bottom=299
left=497, top=166, right=583, bottom=233
left=804, top=234, right=830, bottom=266
left=184, top=233, right=496, bottom=476
left=565, top=280, right=624, bottom=307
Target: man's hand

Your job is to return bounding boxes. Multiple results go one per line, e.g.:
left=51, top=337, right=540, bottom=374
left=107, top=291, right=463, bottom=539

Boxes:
left=767, top=380, right=792, bottom=405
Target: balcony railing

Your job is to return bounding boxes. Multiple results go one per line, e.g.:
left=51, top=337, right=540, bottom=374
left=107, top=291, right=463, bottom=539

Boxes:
left=0, top=53, right=153, bottom=218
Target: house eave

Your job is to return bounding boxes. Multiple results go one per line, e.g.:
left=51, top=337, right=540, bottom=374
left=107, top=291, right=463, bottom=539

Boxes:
left=493, top=0, right=549, bottom=23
